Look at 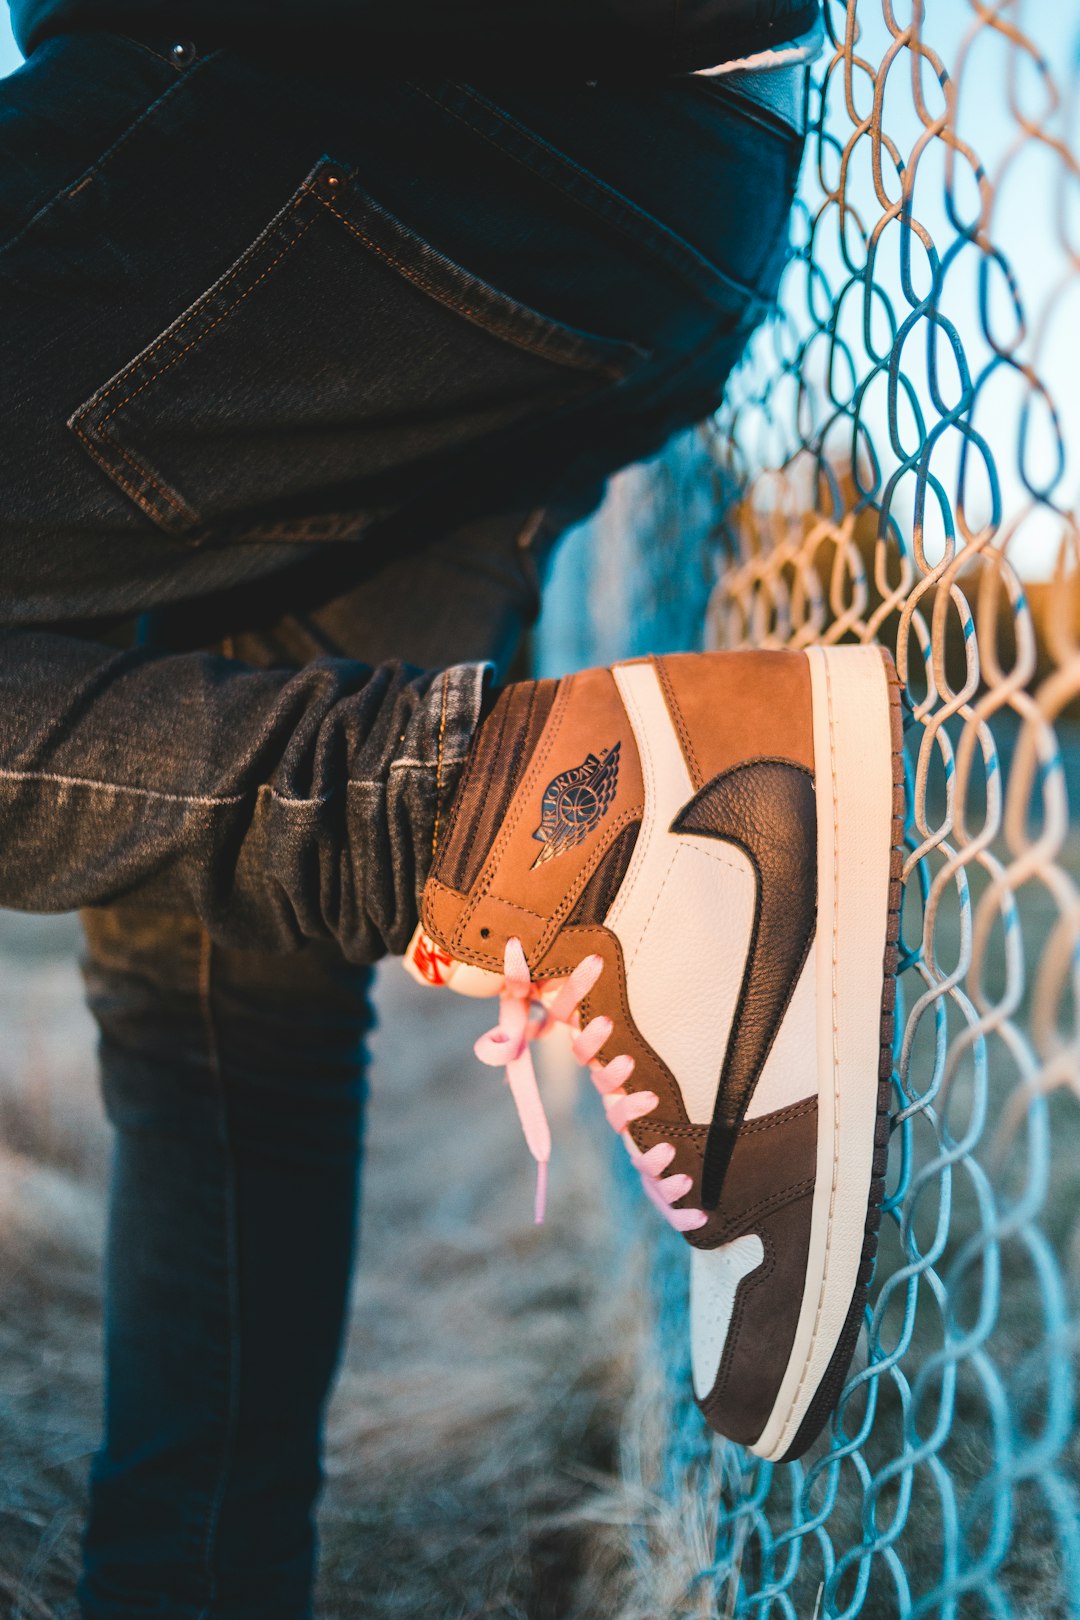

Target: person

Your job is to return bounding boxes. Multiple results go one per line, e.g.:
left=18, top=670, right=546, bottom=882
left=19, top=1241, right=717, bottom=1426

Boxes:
left=0, top=4, right=899, bottom=1616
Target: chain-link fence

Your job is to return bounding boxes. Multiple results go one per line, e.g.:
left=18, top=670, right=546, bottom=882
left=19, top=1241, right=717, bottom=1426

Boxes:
left=540, top=2, right=1080, bottom=1613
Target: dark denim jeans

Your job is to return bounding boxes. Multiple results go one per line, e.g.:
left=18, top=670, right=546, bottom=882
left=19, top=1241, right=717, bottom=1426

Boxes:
left=0, top=29, right=804, bottom=1618
left=0, top=31, right=804, bottom=960
left=74, top=545, right=562, bottom=1620
left=80, top=907, right=374, bottom=1620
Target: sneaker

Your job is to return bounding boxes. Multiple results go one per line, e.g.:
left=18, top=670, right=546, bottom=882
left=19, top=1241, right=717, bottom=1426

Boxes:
left=407, top=647, right=903, bottom=1461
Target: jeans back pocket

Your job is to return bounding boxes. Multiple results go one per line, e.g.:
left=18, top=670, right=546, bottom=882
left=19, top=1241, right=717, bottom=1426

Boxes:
left=68, top=156, right=647, bottom=546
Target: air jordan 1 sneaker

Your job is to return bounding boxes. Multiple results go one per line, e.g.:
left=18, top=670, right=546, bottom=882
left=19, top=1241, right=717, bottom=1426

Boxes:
left=405, top=646, right=903, bottom=1461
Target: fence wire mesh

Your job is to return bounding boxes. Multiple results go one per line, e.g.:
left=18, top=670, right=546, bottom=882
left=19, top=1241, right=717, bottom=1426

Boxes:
left=534, top=1, right=1080, bottom=1610
left=643, top=1, right=1080, bottom=1614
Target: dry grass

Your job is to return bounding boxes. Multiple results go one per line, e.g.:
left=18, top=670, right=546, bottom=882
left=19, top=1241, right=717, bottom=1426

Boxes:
left=0, top=911, right=666, bottom=1619
left=7, top=838, right=1068, bottom=1618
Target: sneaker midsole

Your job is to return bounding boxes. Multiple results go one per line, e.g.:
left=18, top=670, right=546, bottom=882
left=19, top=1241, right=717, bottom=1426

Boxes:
left=750, top=644, right=895, bottom=1461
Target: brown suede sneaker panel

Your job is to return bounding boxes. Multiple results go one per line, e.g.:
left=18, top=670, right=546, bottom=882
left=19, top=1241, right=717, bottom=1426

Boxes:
left=534, top=920, right=689, bottom=1130
left=633, top=1096, right=817, bottom=1250
left=652, top=650, right=814, bottom=788
left=567, top=818, right=641, bottom=926
left=446, top=668, right=644, bottom=969
left=532, top=916, right=820, bottom=1253
left=697, top=1188, right=814, bottom=1447
left=706, top=1098, right=817, bottom=1241
left=422, top=875, right=471, bottom=958
left=432, top=678, right=559, bottom=894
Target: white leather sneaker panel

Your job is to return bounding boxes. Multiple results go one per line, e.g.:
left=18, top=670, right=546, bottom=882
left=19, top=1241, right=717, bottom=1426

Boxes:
left=690, top=1235, right=765, bottom=1398
left=744, top=941, right=818, bottom=1120
left=607, top=662, right=755, bottom=1125
left=608, top=662, right=696, bottom=931
left=626, top=837, right=754, bottom=1124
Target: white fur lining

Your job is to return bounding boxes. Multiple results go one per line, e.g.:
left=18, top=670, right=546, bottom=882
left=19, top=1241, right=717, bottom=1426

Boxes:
left=692, top=16, right=824, bottom=79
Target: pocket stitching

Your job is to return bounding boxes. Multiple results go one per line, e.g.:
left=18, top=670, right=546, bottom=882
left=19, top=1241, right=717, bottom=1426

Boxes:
left=69, top=157, right=645, bottom=541
left=409, top=80, right=772, bottom=317
left=79, top=193, right=317, bottom=435
left=316, top=192, right=642, bottom=381
left=70, top=186, right=322, bottom=529
left=75, top=423, right=193, bottom=528
left=0, top=49, right=218, bottom=267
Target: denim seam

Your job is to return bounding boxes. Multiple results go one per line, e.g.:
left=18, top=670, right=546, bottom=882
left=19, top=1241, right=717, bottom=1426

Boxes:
left=0, top=50, right=223, bottom=266
left=192, top=929, right=241, bottom=1619
left=433, top=683, right=507, bottom=881
left=407, top=81, right=770, bottom=316
left=248, top=770, right=445, bottom=819
left=83, top=198, right=315, bottom=428
left=70, top=430, right=191, bottom=524
left=70, top=195, right=322, bottom=531
left=214, top=506, right=397, bottom=546
left=316, top=192, right=642, bottom=380
left=116, top=33, right=184, bottom=71
left=431, top=671, right=451, bottom=860
left=688, top=76, right=810, bottom=144
left=0, top=767, right=245, bottom=806
left=0, top=765, right=447, bottom=816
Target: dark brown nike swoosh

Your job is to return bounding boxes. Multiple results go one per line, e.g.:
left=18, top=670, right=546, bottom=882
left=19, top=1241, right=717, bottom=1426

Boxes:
left=671, top=759, right=817, bottom=1209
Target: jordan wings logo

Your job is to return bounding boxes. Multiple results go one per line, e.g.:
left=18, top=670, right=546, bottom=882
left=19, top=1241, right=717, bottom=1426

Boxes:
left=672, top=759, right=817, bottom=1208
left=531, top=742, right=621, bottom=868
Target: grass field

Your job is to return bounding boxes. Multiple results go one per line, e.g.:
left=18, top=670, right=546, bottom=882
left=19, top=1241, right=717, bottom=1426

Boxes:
left=0, top=912, right=648, bottom=1618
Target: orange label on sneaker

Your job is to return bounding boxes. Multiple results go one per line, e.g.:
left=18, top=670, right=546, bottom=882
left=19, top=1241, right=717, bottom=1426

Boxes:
left=402, top=924, right=506, bottom=999
left=407, top=927, right=454, bottom=986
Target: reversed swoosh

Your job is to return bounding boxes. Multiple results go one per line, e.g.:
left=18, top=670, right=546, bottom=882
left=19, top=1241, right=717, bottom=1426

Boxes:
left=671, top=759, right=817, bottom=1208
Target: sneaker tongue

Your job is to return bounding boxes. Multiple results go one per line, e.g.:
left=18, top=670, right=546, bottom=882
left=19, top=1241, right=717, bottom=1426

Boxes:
left=402, top=924, right=505, bottom=998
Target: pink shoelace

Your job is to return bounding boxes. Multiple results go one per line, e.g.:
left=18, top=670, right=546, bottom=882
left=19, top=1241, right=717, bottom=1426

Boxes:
left=473, top=938, right=708, bottom=1232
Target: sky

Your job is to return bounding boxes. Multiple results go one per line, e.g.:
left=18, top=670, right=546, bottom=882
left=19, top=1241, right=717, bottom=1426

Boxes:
left=0, top=7, right=16, bottom=74
left=0, top=4, right=1075, bottom=577
left=773, top=1, right=1079, bottom=581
